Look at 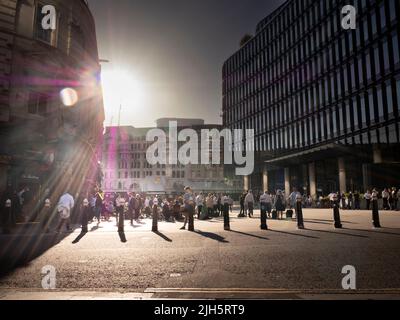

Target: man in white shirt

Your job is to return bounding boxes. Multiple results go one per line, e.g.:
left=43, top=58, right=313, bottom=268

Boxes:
left=260, top=191, right=272, bottom=218
left=364, top=190, right=372, bottom=210
left=195, top=193, right=204, bottom=218
left=56, top=192, right=75, bottom=233
left=245, top=190, right=255, bottom=217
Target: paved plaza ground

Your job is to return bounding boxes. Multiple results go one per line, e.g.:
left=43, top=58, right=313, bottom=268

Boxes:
left=0, top=208, right=399, bottom=299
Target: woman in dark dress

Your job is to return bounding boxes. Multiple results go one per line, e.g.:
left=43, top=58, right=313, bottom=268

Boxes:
left=275, top=190, right=285, bottom=220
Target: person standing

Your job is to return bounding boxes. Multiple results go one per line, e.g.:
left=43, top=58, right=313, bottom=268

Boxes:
left=340, top=192, right=346, bottom=209
left=390, top=188, right=397, bottom=210
left=181, top=186, right=195, bottom=231
left=56, top=192, right=74, bottom=233
left=94, top=188, right=104, bottom=224
left=275, top=190, right=285, bottom=220
left=382, top=188, right=390, bottom=210
left=364, top=190, right=372, bottom=210
left=212, top=194, right=218, bottom=217
left=396, top=189, right=400, bottom=211
left=347, top=192, right=354, bottom=210
left=354, top=191, right=360, bottom=210
left=206, top=194, right=214, bottom=218
left=228, top=195, right=234, bottom=213
left=245, top=190, right=255, bottom=218
left=289, top=189, right=298, bottom=209
left=195, top=193, right=204, bottom=219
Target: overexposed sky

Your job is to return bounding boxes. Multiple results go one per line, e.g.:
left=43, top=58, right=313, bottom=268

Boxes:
left=88, top=0, right=286, bottom=127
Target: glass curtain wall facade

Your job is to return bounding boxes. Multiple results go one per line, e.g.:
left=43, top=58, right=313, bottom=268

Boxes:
left=222, top=0, right=400, bottom=196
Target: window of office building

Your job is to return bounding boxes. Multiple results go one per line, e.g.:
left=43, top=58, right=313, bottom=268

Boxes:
left=386, top=81, right=394, bottom=117
left=369, top=90, right=375, bottom=123
left=377, top=86, right=384, bottom=120
left=392, top=32, right=400, bottom=65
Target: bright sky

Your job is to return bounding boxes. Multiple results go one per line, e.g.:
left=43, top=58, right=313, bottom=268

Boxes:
left=88, top=0, right=286, bottom=128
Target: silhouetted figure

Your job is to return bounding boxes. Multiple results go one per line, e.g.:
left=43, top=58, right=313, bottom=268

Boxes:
left=372, top=190, right=381, bottom=228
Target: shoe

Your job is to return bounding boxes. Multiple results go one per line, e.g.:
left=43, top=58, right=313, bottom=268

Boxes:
left=180, top=226, right=186, bottom=230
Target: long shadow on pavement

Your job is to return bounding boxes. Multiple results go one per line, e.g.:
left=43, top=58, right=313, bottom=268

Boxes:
left=72, top=231, right=88, bottom=244
left=229, top=230, right=269, bottom=241
left=0, top=229, right=77, bottom=277
left=268, top=229, right=319, bottom=239
left=194, top=230, right=229, bottom=243
left=153, top=231, right=172, bottom=242
left=305, top=228, right=369, bottom=238
left=345, top=228, right=400, bottom=236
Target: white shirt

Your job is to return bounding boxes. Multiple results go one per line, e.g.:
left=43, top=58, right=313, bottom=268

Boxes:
left=196, top=195, right=204, bottom=206
left=245, top=193, right=254, bottom=204
left=153, top=197, right=159, bottom=206
left=58, top=193, right=74, bottom=210
left=222, top=196, right=230, bottom=204
left=364, top=192, right=372, bottom=200
left=260, top=193, right=272, bottom=203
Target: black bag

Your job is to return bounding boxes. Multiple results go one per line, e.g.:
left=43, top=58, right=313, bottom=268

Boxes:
left=286, top=209, right=293, bottom=219
left=272, top=209, right=277, bottom=219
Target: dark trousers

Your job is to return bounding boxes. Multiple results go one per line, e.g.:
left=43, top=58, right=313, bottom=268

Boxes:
left=197, top=205, right=203, bottom=217
left=366, top=199, right=371, bottom=210
left=239, top=204, right=245, bottom=216
left=247, top=203, right=254, bottom=216
left=57, top=218, right=71, bottom=232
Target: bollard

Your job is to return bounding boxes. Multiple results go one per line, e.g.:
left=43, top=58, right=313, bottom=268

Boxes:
left=223, top=202, right=230, bottom=231
left=117, top=198, right=125, bottom=232
left=332, top=194, right=342, bottom=229
left=260, top=203, right=268, bottom=230
left=296, top=194, right=305, bottom=229
left=372, top=191, right=381, bottom=228
left=188, top=205, right=195, bottom=232
left=152, top=204, right=158, bottom=232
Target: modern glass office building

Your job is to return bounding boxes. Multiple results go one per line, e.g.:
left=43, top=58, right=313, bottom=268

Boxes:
left=222, top=0, right=400, bottom=197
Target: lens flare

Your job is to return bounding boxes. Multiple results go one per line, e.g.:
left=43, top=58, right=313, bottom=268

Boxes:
left=60, top=88, right=79, bottom=107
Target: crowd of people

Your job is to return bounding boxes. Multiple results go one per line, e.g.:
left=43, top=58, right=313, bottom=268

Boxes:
left=50, top=186, right=237, bottom=233
left=1, top=183, right=399, bottom=234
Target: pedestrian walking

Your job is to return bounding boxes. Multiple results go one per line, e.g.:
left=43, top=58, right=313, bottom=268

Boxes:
left=56, top=192, right=74, bottom=233
left=245, top=190, right=254, bottom=218
left=181, top=186, right=195, bottom=231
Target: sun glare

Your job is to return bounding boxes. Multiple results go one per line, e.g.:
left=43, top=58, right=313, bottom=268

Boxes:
left=101, top=69, right=146, bottom=121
